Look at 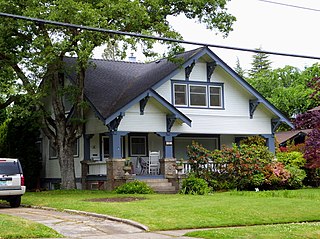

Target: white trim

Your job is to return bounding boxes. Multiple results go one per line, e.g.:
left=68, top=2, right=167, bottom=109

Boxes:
left=209, top=85, right=223, bottom=109
left=189, top=84, right=208, bottom=108
left=173, top=83, right=188, bottom=107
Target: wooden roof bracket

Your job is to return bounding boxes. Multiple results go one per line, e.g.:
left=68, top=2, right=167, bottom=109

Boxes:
left=185, top=60, right=195, bottom=80
left=207, top=61, right=217, bottom=82
left=249, top=99, right=261, bottom=119
left=272, top=118, right=282, bottom=134
left=107, top=112, right=124, bottom=132
left=139, top=95, right=150, bottom=115
left=166, top=114, right=177, bottom=132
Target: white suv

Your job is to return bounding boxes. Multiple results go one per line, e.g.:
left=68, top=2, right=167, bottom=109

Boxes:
left=0, top=158, right=26, bottom=207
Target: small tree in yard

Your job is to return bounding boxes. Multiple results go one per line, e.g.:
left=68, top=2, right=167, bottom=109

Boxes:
left=295, top=77, right=320, bottom=168
left=0, top=0, right=236, bottom=189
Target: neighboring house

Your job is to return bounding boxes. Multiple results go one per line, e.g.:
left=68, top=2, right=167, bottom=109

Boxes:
left=41, top=47, right=293, bottom=190
left=276, top=129, right=312, bottom=147
left=276, top=106, right=320, bottom=147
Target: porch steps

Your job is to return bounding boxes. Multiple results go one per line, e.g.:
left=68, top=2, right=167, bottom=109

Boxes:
left=141, top=178, right=177, bottom=194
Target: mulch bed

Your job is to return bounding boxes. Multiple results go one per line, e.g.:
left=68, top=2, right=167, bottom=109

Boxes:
left=85, top=197, right=146, bottom=203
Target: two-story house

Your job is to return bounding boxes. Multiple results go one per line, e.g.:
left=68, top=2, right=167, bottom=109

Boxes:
left=41, top=47, right=293, bottom=190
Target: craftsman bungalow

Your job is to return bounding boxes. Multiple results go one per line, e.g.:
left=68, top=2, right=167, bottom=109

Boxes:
left=41, top=47, right=293, bottom=190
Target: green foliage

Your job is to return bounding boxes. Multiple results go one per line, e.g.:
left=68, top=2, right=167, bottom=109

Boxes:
left=0, top=110, right=41, bottom=190
left=276, top=151, right=306, bottom=168
left=115, top=181, right=154, bottom=194
left=240, top=136, right=266, bottom=147
left=276, top=151, right=307, bottom=189
left=248, top=48, right=272, bottom=78
left=180, top=174, right=211, bottom=195
left=0, top=0, right=236, bottom=189
left=187, top=140, right=308, bottom=191
left=247, top=64, right=320, bottom=118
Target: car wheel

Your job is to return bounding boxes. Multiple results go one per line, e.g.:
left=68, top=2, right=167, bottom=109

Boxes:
left=9, top=196, right=21, bottom=208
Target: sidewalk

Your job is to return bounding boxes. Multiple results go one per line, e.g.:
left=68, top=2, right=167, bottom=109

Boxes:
left=0, top=206, right=199, bottom=238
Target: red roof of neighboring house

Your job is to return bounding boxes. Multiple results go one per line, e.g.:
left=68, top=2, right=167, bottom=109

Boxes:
left=308, top=106, right=320, bottom=112
left=275, top=129, right=312, bottom=145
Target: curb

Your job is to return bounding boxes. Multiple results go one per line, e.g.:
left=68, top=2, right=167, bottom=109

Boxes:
left=23, top=205, right=149, bottom=231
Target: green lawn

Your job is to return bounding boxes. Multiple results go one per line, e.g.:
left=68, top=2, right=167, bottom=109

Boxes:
left=0, top=214, right=62, bottom=239
left=185, top=222, right=320, bottom=239
left=22, top=189, right=320, bottom=231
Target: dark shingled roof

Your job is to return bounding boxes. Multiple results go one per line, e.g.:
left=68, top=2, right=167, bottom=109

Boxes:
left=64, top=48, right=203, bottom=120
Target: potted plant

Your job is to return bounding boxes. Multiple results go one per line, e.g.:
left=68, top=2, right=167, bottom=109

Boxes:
left=176, top=158, right=184, bottom=171
left=123, top=158, right=132, bottom=174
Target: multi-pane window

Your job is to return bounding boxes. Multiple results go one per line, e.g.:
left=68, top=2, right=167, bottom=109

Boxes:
left=130, top=136, right=147, bottom=156
left=174, top=84, right=187, bottom=106
left=190, top=85, right=207, bottom=107
left=173, top=82, right=223, bottom=108
left=49, top=140, right=79, bottom=159
left=209, top=86, right=222, bottom=108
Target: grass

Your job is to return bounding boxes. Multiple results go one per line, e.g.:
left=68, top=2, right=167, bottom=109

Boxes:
left=185, top=223, right=320, bottom=239
left=0, top=214, right=62, bottom=239
left=21, top=188, right=320, bottom=231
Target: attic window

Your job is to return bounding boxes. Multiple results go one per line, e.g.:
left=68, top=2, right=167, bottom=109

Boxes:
left=174, top=84, right=187, bottom=106
left=173, top=81, right=224, bottom=109
left=190, top=85, right=207, bottom=107
left=209, top=86, right=222, bottom=108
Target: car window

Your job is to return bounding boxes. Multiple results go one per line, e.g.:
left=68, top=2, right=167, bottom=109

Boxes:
left=0, top=162, right=21, bottom=175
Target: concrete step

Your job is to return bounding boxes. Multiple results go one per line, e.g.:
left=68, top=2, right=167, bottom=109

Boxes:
left=140, top=178, right=177, bottom=194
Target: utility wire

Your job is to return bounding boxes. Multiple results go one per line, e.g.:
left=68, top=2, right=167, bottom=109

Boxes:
left=257, top=0, right=320, bottom=12
left=1, top=12, right=320, bottom=61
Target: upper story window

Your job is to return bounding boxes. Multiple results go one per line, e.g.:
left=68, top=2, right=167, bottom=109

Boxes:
left=173, top=81, right=224, bottom=109
left=174, top=84, right=187, bottom=106
left=209, top=86, right=222, bottom=108
left=190, top=85, right=207, bottom=107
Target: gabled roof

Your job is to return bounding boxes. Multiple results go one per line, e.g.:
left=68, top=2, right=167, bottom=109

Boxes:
left=275, top=129, right=311, bottom=145
left=64, top=47, right=293, bottom=128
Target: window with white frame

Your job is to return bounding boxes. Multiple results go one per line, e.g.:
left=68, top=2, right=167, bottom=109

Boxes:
left=130, top=135, right=147, bottom=156
left=49, top=139, right=79, bottom=159
left=173, top=82, right=224, bottom=109
left=190, top=85, right=207, bottom=107
left=209, top=86, right=222, bottom=108
left=174, top=84, right=187, bottom=106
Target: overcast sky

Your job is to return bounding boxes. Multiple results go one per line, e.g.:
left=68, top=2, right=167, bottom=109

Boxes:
left=167, top=0, right=320, bottom=71
left=94, top=0, right=320, bottom=71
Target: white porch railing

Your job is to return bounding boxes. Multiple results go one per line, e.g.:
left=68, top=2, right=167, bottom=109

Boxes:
left=177, top=160, right=222, bottom=174
left=87, top=160, right=107, bottom=175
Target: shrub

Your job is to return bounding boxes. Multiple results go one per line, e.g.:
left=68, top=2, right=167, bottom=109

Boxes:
left=180, top=174, right=211, bottom=195
left=285, top=166, right=307, bottom=189
left=115, top=181, right=154, bottom=194
left=276, top=151, right=306, bottom=168
left=240, top=136, right=266, bottom=147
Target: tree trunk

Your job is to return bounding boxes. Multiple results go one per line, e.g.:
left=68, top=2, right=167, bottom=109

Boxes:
left=58, top=141, right=76, bottom=189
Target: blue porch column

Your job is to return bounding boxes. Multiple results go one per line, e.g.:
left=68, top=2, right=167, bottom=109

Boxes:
left=261, top=134, right=275, bottom=153
left=157, top=132, right=179, bottom=158
left=109, top=131, right=127, bottom=159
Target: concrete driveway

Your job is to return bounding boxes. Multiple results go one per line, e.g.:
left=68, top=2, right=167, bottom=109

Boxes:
left=0, top=205, right=197, bottom=238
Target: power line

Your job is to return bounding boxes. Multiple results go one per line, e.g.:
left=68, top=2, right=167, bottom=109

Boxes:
left=1, top=12, right=320, bottom=61
left=257, top=0, right=320, bottom=12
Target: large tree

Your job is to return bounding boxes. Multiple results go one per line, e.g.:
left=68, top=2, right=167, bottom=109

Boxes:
left=0, top=0, right=236, bottom=189
left=247, top=64, right=320, bottom=118
left=248, top=47, right=272, bottom=78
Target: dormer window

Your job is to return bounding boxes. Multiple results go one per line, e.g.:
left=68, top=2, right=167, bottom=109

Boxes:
left=173, top=81, right=224, bottom=109
left=190, top=85, right=207, bottom=107
left=174, top=84, right=187, bottom=106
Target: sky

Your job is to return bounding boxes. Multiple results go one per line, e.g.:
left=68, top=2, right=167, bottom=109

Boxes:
left=94, top=0, right=320, bottom=71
